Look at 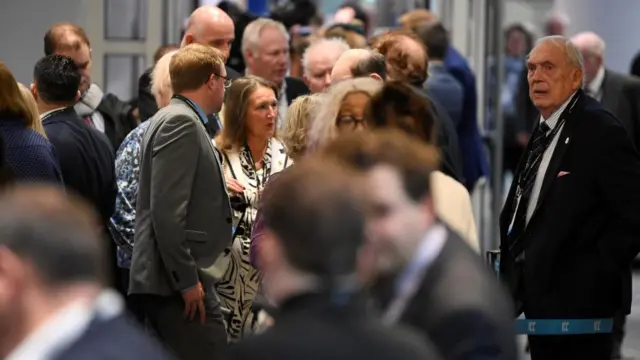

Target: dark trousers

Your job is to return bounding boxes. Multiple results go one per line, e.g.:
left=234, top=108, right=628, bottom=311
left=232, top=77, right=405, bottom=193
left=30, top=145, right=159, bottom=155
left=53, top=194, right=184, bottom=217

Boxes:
left=133, top=293, right=228, bottom=360
left=528, top=333, right=613, bottom=360
left=611, top=311, right=626, bottom=358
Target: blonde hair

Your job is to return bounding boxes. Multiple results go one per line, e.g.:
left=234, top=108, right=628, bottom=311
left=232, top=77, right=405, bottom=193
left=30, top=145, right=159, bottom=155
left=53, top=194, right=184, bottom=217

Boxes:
left=0, top=63, right=38, bottom=130
left=241, top=18, right=289, bottom=60
left=170, top=43, right=225, bottom=93
left=16, top=83, right=47, bottom=138
left=151, top=50, right=178, bottom=109
left=398, top=9, right=437, bottom=31
left=308, top=77, right=382, bottom=151
left=218, top=75, right=278, bottom=150
left=280, top=94, right=323, bottom=160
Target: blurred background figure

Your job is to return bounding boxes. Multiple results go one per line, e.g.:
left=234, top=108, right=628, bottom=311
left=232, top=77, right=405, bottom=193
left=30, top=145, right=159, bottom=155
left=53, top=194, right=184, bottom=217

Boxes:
left=228, top=156, right=443, bottom=360
left=0, top=185, right=171, bottom=360
left=302, top=38, right=350, bottom=93
left=0, top=63, right=61, bottom=184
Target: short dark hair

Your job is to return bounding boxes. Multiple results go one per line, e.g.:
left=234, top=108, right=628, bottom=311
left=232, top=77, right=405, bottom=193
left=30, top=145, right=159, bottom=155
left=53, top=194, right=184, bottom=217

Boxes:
left=260, top=158, right=365, bottom=277
left=320, top=129, right=437, bottom=203
left=44, top=22, right=91, bottom=56
left=33, top=54, right=81, bottom=104
left=351, top=51, right=386, bottom=79
left=365, top=81, right=438, bottom=145
left=0, top=185, right=105, bottom=286
left=417, top=22, right=449, bottom=60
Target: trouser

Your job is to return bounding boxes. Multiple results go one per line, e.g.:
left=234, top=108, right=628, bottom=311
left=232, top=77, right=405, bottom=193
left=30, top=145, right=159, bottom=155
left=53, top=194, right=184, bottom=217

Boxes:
left=611, top=311, right=626, bottom=358
left=133, top=292, right=228, bottom=360
left=116, top=267, right=146, bottom=326
left=528, top=333, right=613, bottom=360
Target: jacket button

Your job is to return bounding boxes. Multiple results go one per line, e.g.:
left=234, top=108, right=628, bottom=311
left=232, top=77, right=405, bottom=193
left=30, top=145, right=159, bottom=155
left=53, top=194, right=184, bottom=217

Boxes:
left=226, top=217, right=232, bottom=224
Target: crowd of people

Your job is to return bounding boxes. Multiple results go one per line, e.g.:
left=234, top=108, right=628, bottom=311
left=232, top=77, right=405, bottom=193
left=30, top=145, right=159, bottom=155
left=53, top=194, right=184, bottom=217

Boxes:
left=1, top=3, right=640, bottom=360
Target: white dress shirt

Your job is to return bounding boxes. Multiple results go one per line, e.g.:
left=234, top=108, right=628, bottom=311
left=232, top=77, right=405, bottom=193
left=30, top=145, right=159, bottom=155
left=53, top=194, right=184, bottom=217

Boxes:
left=5, top=290, right=124, bottom=360
left=525, top=92, right=576, bottom=223
left=587, top=66, right=605, bottom=101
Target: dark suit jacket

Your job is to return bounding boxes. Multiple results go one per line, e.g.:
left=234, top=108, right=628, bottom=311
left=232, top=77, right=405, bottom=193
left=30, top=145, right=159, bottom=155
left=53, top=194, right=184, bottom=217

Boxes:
left=415, top=86, right=464, bottom=183
left=138, top=65, right=242, bottom=123
left=375, top=227, right=517, bottom=360
left=43, top=107, right=116, bottom=225
left=600, top=69, right=640, bottom=151
left=53, top=315, right=173, bottom=360
left=426, top=63, right=464, bottom=128
left=96, top=93, right=137, bottom=151
left=444, top=47, right=489, bottom=189
left=284, top=76, right=310, bottom=104
left=500, top=90, right=640, bottom=319
left=226, top=292, right=443, bottom=360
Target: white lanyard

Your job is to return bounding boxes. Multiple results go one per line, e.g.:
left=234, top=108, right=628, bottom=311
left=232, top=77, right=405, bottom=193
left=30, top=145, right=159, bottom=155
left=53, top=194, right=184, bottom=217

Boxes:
left=381, top=224, right=447, bottom=325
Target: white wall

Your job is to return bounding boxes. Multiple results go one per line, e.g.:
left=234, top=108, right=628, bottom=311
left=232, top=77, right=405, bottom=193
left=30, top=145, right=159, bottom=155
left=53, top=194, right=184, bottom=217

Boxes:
left=555, top=0, right=639, bottom=73
left=0, top=0, right=86, bottom=85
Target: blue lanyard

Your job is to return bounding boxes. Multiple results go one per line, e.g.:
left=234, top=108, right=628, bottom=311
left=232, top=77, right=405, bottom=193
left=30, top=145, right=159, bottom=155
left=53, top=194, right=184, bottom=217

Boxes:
left=516, top=318, right=613, bottom=335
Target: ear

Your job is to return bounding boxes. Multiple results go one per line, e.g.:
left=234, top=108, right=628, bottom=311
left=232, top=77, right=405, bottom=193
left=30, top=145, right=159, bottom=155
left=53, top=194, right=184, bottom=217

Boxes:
left=573, top=68, right=584, bottom=89
left=303, top=74, right=311, bottom=88
left=369, top=73, right=383, bottom=82
left=183, top=33, right=195, bottom=46
left=30, top=83, right=38, bottom=100
left=75, top=90, right=81, bottom=103
left=245, top=49, right=256, bottom=67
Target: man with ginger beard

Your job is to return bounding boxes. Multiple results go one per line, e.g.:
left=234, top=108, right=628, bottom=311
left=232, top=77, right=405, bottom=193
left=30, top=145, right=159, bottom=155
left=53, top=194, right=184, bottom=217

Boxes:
left=138, top=5, right=240, bottom=124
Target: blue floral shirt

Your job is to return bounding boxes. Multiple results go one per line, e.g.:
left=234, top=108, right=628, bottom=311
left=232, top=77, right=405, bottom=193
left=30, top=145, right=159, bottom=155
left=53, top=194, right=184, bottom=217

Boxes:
left=109, top=121, right=150, bottom=268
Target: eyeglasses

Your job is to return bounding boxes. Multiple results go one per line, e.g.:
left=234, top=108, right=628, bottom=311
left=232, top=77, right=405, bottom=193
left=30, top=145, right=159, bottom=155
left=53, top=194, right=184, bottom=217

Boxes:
left=336, top=116, right=366, bottom=129
left=210, top=73, right=232, bottom=88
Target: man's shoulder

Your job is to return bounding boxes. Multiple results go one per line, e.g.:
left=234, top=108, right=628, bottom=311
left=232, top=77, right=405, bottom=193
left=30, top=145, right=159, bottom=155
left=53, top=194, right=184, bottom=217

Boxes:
left=54, top=315, right=172, bottom=360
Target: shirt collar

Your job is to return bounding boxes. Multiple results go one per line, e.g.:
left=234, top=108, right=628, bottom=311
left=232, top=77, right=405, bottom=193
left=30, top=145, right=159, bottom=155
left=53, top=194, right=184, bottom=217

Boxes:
left=39, top=107, right=66, bottom=120
left=5, top=290, right=123, bottom=360
left=175, top=95, right=209, bottom=124
left=539, top=91, right=577, bottom=131
left=588, top=66, right=605, bottom=95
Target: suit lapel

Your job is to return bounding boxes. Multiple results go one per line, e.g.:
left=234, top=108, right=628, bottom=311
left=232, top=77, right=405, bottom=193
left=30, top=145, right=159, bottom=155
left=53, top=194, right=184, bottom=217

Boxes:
left=530, top=94, right=583, bottom=220
left=600, top=70, right=620, bottom=112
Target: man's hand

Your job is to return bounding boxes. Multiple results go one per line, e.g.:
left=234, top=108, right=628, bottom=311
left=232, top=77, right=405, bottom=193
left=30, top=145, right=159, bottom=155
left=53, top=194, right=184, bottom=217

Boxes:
left=182, top=282, right=206, bottom=324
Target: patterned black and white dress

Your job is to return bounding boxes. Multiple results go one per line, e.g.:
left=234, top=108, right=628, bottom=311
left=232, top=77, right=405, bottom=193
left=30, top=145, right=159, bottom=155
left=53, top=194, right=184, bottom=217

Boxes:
left=217, top=138, right=290, bottom=341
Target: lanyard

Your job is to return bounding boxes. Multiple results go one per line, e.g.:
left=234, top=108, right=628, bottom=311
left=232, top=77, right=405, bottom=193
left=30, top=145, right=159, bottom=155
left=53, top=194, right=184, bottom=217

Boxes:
left=173, top=94, right=209, bottom=128
left=245, top=139, right=270, bottom=192
left=381, top=224, right=447, bottom=325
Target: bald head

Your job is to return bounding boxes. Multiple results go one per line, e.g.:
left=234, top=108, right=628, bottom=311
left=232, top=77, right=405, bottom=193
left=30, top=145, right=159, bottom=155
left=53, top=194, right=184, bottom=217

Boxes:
left=181, top=6, right=235, bottom=61
left=570, top=31, right=605, bottom=85
left=331, top=49, right=384, bottom=83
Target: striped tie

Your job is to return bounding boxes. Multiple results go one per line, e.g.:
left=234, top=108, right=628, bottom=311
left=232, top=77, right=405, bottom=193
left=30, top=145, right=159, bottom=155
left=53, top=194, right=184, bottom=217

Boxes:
left=509, top=121, right=551, bottom=238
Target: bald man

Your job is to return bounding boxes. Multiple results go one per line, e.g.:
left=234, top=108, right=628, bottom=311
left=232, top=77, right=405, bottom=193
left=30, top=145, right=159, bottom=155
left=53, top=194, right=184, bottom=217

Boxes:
left=330, top=48, right=385, bottom=83
left=302, top=38, right=350, bottom=93
left=138, top=5, right=240, bottom=122
left=571, top=32, right=640, bottom=151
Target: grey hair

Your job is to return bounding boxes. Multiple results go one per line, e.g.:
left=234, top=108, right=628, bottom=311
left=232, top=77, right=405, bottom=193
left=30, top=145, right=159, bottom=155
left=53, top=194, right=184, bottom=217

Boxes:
left=532, top=35, right=585, bottom=86
left=307, top=77, right=383, bottom=152
left=241, top=18, right=289, bottom=61
left=302, top=38, right=351, bottom=78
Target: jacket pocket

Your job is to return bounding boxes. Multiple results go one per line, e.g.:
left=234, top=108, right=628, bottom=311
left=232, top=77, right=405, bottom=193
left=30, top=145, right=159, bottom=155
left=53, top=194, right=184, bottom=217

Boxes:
left=185, top=230, right=208, bottom=243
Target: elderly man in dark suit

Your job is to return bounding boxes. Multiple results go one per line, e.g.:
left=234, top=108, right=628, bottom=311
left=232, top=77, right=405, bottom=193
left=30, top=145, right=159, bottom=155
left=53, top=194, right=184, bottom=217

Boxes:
left=0, top=186, right=171, bottom=360
left=322, top=130, right=517, bottom=360
left=130, top=44, right=232, bottom=360
left=500, top=35, right=640, bottom=359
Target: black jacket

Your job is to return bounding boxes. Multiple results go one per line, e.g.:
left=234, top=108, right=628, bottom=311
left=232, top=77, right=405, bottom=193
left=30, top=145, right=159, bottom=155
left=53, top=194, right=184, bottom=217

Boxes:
left=374, top=227, right=517, bottom=360
left=500, top=90, right=640, bottom=318
left=227, top=292, right=443, bottom=360
left=43, top=107, right=116, bottom=226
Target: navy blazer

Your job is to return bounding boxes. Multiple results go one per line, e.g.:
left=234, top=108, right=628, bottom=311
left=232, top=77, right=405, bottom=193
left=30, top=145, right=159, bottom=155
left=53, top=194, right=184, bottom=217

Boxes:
left=426, top=63, right=464, bottom=128
left=0, top=116, right=62, bottom=184
left=444, top=47, right=490, bottom=189
left=43, top=107, right=116, bottom=225
left=53, top=315, right=173, bottom=360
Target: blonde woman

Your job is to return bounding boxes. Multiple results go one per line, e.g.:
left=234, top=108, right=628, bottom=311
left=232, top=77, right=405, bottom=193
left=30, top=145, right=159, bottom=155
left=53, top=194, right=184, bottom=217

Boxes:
left=0, top=62, right=61, bottom=183
left=279, top=93, right=323, bottom=160
left=17, top=83, right=47, bottom=138
left=216, top=75, right=291, bottom=341
left=307, top=77, right=382, bottom=151
left=109, top=50, right=177, bottom=303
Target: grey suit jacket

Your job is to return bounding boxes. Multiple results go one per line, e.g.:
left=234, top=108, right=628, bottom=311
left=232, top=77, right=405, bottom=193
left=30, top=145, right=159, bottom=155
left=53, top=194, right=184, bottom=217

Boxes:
left=601, top=69, right=640, bottom=150
left=129, top=97, right=232, bottom=296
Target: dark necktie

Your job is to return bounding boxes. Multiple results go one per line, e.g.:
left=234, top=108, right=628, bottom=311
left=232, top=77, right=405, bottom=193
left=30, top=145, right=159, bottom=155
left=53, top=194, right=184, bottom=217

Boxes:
left=83, top=115, right=94, bottom=128
left=509, top=121, right=551, bottom=240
